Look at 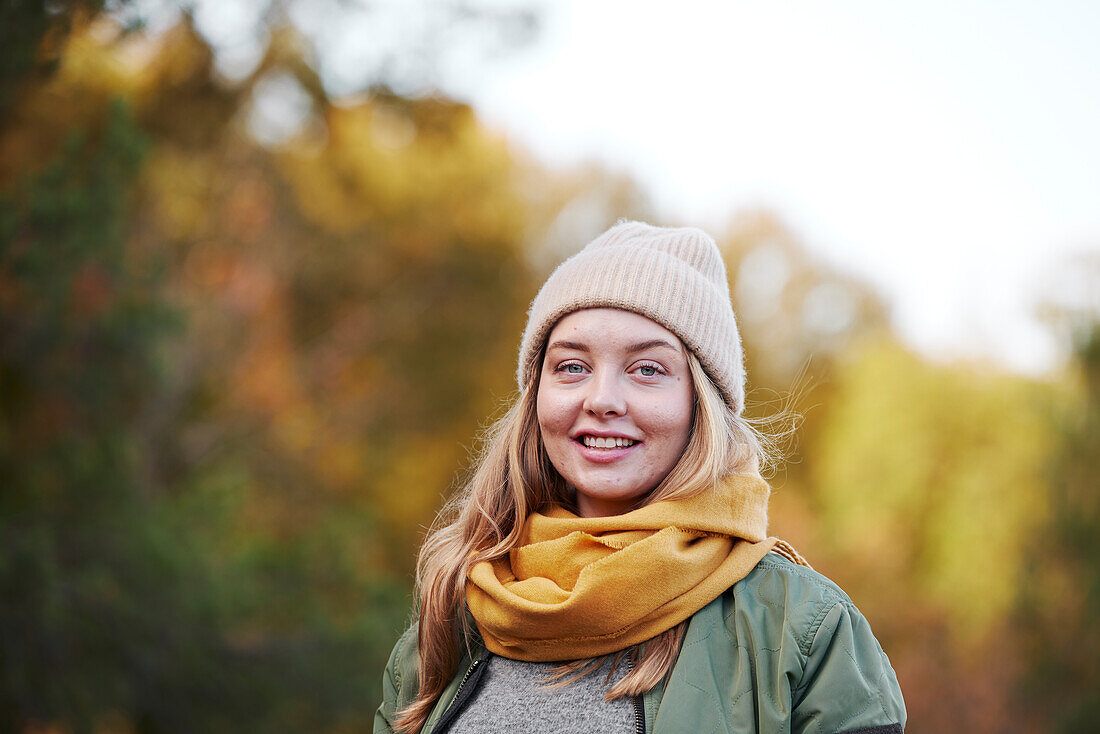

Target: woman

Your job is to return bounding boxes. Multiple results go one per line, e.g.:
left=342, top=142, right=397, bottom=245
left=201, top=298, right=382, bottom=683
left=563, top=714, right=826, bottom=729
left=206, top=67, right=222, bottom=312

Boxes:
left=375, top=221, right=906, bottom=734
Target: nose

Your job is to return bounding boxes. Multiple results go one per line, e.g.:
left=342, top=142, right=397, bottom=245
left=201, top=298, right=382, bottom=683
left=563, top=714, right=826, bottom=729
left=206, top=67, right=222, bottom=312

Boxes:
left=582, top=369, right=627, bottom=417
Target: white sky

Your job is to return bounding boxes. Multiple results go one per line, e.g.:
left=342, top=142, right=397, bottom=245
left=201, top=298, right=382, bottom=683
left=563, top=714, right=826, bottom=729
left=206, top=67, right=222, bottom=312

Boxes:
left=434, top=0, right=1100, bottom=376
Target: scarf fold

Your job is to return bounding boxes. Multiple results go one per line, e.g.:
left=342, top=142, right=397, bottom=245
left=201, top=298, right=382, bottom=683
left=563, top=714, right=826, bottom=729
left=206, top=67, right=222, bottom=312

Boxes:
left=466, top=468, right=808, bottom=662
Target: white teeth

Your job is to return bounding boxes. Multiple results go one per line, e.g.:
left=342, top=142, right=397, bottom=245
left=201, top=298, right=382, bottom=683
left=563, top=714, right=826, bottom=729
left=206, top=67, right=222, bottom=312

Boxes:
left=581, top=436, right=636, bottom=449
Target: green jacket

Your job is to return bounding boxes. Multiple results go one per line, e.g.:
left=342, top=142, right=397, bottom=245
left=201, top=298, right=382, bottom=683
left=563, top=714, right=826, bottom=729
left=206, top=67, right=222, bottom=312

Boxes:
left=375, top=554, right=906, bottom=733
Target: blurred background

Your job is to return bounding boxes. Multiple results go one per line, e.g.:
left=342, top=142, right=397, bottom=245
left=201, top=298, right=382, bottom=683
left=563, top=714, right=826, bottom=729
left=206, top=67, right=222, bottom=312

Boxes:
left=1, top=1, right=1097, bottom=732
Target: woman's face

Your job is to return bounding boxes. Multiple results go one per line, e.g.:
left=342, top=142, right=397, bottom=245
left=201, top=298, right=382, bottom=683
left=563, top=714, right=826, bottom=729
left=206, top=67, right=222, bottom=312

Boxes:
left=536, top=308, right=695, bottom=517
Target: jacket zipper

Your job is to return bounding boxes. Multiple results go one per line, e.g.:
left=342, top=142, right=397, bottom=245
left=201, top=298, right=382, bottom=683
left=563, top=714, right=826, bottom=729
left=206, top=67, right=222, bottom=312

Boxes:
left=430, top=653, right=488, bottom=734
left=625, top=654, right=646, bottom=734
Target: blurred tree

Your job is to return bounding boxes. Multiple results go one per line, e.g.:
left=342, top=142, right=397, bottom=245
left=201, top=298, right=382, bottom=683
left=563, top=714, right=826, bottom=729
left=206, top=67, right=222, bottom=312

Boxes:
left=0, top=0, right=114, bottom=117
left=129, top=10, right=544, bottom=723
left=803, top=336, right=1055, bottom=733
left=0, top=71, right=404, bottom=734
left=109, top=0, right=541, bottom=99
left=713, top=210, right=894, bottom=551
left=1018, top=319, right=1100, bottom=733
left=808, top=337, right=1053, bottom=630
left=0, top=7, right=520, bottom=732
left=0, top=93, right=215, bottom=731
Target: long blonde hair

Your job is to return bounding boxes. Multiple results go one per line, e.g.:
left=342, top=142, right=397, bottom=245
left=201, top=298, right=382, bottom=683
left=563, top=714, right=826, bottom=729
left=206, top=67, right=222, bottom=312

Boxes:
left=394, top=348, right=769, bottom=733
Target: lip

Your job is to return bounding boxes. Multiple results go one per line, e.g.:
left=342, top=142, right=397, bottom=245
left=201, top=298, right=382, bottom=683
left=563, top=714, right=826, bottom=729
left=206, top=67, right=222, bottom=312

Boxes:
left=569, top=428, right=642, bottom=441
left=572, top=437, right=641, bottom=464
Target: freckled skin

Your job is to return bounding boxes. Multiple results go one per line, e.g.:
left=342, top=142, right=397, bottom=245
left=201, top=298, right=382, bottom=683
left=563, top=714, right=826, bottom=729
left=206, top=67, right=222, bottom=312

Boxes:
left=536, top=308, right=695, bottom=517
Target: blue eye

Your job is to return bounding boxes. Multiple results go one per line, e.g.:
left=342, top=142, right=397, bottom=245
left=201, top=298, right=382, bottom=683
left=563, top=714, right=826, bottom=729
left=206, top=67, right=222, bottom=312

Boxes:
left=564, top=363, right=584, bottom=374
left=638, top=365, right=658, bottom=376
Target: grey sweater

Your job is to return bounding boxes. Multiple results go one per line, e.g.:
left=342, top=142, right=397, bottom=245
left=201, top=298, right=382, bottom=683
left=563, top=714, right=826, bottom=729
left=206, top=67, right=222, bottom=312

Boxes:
left=446, top=655, right=634, bottom=734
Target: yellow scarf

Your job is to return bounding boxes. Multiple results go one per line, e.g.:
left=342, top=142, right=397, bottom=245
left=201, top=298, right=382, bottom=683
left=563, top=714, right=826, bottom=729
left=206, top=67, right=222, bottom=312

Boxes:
left=466, top=468, right=808, bottom=661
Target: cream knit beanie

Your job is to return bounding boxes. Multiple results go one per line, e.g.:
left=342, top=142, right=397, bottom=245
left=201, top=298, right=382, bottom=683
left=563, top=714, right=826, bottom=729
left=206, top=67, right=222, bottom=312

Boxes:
left=517, top=220, right=746, bottom=413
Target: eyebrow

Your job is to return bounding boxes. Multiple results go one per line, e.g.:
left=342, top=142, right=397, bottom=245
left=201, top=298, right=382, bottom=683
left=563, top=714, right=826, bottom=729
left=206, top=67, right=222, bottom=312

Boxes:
left=545, top=338, right=680, bottom=355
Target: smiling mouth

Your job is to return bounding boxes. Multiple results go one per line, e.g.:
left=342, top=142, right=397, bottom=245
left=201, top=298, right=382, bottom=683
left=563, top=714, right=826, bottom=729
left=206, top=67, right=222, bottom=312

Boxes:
left=578, top=435, right=638, bottom=449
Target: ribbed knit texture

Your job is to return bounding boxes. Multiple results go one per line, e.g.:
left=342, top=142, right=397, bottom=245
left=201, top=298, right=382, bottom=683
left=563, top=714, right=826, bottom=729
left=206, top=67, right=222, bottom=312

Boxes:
left=465, top=466, right=808, bottom=662
left=518, top=221, right=745, bottom=412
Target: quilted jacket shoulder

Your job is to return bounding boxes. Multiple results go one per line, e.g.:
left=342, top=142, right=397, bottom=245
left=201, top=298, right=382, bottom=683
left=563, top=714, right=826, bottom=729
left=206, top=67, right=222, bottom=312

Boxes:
left=646, top=553, right=906, bottom=733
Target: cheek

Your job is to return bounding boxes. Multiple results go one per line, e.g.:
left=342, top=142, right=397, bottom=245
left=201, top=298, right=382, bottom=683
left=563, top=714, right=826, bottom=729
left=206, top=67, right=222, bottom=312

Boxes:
left=650, top=392, right=694, bottom=446
left=535, top=390, right=574, bottom=478
left=535, top=386, right=566, bottom=437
